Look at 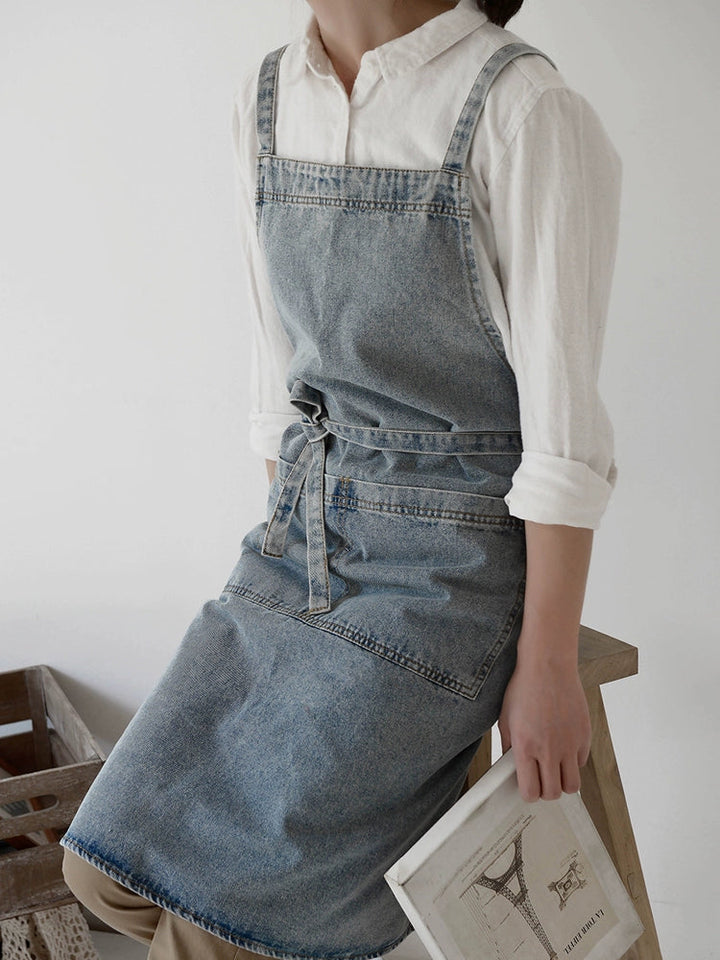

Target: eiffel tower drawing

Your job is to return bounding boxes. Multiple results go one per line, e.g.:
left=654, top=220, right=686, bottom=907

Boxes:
left=469, top=826, right=557, bottom=959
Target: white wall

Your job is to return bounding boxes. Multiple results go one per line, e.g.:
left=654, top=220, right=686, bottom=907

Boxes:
left=1, top=1, right=717, bottom=956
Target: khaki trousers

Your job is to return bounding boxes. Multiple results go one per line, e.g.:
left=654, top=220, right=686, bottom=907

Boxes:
left=62, top=848, right=263, bottom=960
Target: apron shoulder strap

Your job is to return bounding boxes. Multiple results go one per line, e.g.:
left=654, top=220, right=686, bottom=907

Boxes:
left=442, top=41, right=558, bottom=175
left=255, top=44, right=289, bottom=157
left=255, top=40, right=556, bottom=171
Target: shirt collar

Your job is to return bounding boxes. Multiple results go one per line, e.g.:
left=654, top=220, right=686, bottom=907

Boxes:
left=296, top=0, right=488, bottom=83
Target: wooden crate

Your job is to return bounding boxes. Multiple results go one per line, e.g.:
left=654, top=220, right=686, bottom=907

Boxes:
left=0, top=664, right=105, bottom=920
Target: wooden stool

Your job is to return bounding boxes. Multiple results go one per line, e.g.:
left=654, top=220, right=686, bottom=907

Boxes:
left=465, top=625, right=663, bottom=960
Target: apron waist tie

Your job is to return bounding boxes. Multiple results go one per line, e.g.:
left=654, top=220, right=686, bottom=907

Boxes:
left=261, top=419, right=332, bottom=614
left=261, top=415, right=523, bottom=615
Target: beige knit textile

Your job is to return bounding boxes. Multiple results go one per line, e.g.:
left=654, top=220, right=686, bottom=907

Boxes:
left=0, top=903, right=100, bottom=960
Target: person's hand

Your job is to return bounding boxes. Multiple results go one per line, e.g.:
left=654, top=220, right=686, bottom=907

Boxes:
left=497, top=642, right=591, bottom=802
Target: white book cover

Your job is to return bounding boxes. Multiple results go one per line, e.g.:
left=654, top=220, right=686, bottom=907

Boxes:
left=384, top=748, right=644, bottom=960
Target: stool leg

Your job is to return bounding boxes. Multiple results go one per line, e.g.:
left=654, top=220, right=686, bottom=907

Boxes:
left=463, top=729, right=493, bottom=793
left=581, top=684, right=664, bottom=960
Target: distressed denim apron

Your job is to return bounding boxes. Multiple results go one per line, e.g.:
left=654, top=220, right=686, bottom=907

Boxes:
left=61, top=39, right=557, bottom=960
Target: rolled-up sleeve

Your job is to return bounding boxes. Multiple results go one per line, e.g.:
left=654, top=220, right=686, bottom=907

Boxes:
left=232, top=72, right=300, bottom=460
left=488, top=85, right=622, bottom=529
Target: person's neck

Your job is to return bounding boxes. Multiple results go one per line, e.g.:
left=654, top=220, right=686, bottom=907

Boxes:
left=306, top=0, right=458, bottom=96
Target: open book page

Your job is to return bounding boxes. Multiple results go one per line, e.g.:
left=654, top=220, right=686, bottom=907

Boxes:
left=386, top=749, right=643, bottom=960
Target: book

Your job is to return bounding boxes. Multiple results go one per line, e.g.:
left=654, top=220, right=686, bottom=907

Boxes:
left=384, top=748, right=644, bottom=960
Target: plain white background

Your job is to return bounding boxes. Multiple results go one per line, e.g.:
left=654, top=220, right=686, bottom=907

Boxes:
left=1, top=2, right=718, bottom=958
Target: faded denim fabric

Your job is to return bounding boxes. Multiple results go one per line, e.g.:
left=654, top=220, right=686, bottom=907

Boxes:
left=61, top=40, right=556, bottom=960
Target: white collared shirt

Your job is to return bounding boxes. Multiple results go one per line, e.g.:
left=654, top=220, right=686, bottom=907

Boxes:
left=231, top=0, right=623, bottom=529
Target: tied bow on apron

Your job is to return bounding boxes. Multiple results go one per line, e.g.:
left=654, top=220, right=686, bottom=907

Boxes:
left=261, top=382, right=333, bottom=614
left=261, top=380, right=523, bottom=616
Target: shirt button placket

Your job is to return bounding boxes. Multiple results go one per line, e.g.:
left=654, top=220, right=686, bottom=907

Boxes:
left=347, top=61, right=379, bottom=161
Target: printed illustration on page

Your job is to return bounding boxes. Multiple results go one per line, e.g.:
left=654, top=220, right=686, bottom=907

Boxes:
left=433, top=801, right=618, bottom=960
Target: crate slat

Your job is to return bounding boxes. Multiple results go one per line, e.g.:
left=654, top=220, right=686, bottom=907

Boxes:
left=0, top=843, right=77, bottom=920
left=0, top=761, right=103, bottom=840
left=0, top=670, right=32, bottom=725
left=0, top=731, right=36, bottom=775
left=41, top=666, right=105, bottom=764
left=49, top=728, right=76, bottom=768
left=26, top=667, right=53, bottom=773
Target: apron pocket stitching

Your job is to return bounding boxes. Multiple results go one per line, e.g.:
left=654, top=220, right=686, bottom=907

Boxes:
left=222, top=581, right=520, bottom=702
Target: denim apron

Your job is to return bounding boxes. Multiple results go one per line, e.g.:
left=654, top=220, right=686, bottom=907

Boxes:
left=61, top=39, right=557, bottom=960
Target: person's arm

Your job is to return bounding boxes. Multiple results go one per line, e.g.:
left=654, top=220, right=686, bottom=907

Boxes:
left=265, top=459, right=277, bottom=484
left=484, top=84, right=623, bottom=800
left=498, top=521, right=593, bottom=802
left=487, top=85, right=622, bottom=529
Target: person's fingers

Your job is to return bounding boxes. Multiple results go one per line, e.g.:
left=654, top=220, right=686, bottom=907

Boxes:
left=578, top=739, right=591, bottom=768
left=538, top=758, right=563, bottom=800
left=560, top=755, right=581, bottom=794
left=516, top=754, right=541, bottom=803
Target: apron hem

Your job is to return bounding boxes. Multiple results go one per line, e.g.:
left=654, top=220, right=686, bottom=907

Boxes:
left=60, top=836, right=414, bottom=960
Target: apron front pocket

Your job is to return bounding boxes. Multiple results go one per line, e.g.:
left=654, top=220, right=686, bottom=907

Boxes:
left=225, top=464, right=526, bottom=701
left=321, top=476, right=527, bottom=700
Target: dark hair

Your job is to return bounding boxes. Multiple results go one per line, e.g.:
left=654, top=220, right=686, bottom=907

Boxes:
left=476, top=0, right=525, bottom=27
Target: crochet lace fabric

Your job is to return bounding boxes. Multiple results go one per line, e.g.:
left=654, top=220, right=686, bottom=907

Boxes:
left=0, top=903, right=100, bottom=960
